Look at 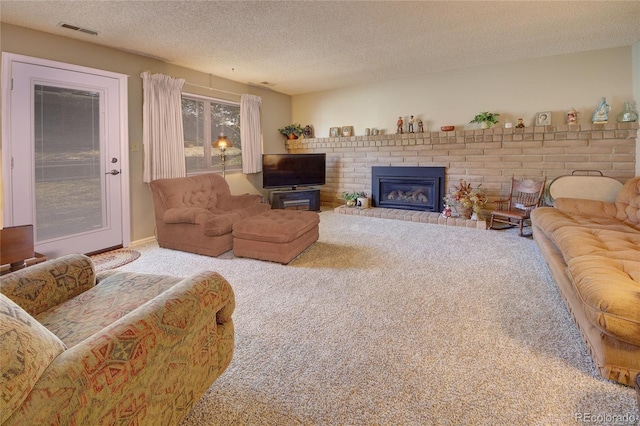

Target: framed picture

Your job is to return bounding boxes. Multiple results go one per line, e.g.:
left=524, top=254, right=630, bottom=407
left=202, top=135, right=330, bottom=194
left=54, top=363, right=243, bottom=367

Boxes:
left=329, top=127, right=340, bottom=137
left=341, top=126, right=352, bottom=137
left=536, top=111, right=551, bottom=126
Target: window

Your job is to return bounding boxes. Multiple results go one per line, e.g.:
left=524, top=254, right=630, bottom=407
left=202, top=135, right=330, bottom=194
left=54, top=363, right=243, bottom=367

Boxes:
left=182, top=94, right=241, bottom=175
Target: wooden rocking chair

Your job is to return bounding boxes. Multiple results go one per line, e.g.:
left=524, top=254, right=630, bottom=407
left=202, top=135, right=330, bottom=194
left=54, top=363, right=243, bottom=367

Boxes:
left=489, top=176, right=547, bottom=237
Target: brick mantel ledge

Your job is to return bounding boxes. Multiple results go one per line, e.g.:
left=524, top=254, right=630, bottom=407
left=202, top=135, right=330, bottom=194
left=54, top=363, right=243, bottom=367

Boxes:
left=287, top=122, right=639, bottom=150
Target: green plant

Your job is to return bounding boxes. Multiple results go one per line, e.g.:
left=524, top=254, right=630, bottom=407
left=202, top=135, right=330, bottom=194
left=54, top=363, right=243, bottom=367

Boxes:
left=278, top=123, right=305, bottom=137
left=470, top=111, right=500, bottom=127
left=341, top=191, right=366, bottom=201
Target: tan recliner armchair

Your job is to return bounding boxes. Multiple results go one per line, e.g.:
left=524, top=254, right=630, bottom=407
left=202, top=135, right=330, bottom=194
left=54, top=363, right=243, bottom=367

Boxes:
left=150, top=173, right=270, bottom=257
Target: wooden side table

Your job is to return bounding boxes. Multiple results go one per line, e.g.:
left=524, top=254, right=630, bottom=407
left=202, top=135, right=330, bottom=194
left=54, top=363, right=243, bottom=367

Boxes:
left=0, top=225, right=47, bottom=275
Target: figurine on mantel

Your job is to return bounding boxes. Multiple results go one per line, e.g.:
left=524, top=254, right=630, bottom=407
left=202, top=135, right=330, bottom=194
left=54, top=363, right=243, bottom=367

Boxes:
left=566, top=108, right=578, bottom=125
left=408, top=115, right=415, bottom=133
left=515, top=118, right=525, bottom=128
left=417, top=119, right=424, bottom=133
left=396, top=117, right=404, bottom=134
left=303, top=124, right=314, bottom=138
left=592, top=97, right=610, bottom=124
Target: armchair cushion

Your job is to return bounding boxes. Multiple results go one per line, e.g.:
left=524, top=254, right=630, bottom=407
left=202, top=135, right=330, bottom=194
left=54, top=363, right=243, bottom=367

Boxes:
left=35, top=271, right=185, bottom=347
left=163, top=207, right=212, bottom=224
left=0, top=293, right=66, bottom=424
left=217, top=193, right=264, bottom=210
left=0, top=254, right=95, bottom=316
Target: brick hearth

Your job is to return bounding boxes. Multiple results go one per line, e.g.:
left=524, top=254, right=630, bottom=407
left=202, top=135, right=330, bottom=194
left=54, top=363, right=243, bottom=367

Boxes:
left=334, top=205, right=487, bottom=230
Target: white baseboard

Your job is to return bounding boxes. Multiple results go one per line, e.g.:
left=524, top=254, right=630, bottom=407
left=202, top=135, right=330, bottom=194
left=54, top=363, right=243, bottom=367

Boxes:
left=127, top=236, right=156, bottom=247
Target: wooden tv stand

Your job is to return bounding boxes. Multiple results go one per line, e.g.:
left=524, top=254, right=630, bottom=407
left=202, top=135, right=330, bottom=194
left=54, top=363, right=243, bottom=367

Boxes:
left=269, top=188, right=321, bottom=211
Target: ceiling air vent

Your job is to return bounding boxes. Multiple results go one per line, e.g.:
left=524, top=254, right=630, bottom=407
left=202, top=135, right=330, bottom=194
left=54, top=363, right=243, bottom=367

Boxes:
left=58, top=22, right=98, bottom=36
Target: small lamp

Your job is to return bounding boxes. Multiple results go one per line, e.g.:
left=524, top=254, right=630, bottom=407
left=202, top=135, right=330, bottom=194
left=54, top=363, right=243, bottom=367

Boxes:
left=213, top=133, right=232, bottom=178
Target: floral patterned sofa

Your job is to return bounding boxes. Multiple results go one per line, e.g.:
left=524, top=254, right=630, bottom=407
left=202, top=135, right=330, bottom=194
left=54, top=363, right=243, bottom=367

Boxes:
left=0, top=254, right=235, bottom=425
left=531, top=176, right=640, bottom=386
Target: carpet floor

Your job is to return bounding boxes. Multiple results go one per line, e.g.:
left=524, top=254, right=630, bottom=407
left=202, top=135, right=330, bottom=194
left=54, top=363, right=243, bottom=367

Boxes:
left=117, top=211, right=639, bottom=425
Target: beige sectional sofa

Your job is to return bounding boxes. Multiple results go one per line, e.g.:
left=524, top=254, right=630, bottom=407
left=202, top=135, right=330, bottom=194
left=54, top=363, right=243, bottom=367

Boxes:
left=531, top=176, right=640, bottom=386
left=0, top=254, right=235, bottom=425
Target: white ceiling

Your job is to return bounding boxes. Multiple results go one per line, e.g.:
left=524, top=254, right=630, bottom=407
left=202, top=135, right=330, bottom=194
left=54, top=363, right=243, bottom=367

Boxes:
left=2, top=1, right=640, bottom=96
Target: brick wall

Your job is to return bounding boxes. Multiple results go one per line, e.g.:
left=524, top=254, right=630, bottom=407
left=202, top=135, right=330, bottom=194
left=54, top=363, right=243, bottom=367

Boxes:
left=285, top=122, right=638, bottom=210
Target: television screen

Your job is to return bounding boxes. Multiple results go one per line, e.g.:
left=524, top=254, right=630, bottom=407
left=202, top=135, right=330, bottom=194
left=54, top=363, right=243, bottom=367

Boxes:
left=262, top=153, right=326, bottom=189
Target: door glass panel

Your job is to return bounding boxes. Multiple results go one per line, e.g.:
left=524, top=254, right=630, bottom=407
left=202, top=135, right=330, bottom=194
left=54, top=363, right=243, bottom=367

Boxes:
left=34, top=85, right=103, bottom=242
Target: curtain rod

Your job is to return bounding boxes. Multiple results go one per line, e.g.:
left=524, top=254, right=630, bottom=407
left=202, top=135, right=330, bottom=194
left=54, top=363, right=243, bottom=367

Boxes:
left=183, top=81, right=242, bottom=97
left=140, top=71, right=243, bottom=97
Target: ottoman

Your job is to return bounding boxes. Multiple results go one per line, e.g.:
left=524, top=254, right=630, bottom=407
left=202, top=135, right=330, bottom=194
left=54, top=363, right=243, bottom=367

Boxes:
left=232, top=210, right=320, bottom=264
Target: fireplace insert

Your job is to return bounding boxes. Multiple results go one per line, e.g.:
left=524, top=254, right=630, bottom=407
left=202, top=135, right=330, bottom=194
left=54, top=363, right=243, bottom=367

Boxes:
left=372, top=166, right=445, bottom=212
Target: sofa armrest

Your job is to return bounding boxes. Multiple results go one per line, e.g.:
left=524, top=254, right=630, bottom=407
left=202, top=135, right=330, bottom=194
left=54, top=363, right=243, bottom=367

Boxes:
left=555, top=197, right=617, bottom=218
left=0, top=254, right=95, bottom=316
left=163, top=207, right=213, bottom=224
left=4, top=271, right=235, bottom=425
left=217, top=193, right=263, bottom=210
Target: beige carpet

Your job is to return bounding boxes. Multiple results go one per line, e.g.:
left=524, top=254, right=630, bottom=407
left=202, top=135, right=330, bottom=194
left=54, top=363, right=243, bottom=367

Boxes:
left=117, top=212, right=639, bottom=425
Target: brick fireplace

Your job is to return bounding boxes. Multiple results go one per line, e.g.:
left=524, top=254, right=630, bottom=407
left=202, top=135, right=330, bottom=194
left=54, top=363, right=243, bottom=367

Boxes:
left=285, top=123, right=638, bottom=211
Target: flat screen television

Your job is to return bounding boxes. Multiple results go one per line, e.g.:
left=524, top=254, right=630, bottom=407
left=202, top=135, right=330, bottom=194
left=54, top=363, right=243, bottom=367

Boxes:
left=262, top=153, right=326, bottom=189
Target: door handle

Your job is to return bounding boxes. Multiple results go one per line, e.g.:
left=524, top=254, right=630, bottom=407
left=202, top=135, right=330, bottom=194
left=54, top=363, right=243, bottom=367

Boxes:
left=106, top=169, right=121, bottom=175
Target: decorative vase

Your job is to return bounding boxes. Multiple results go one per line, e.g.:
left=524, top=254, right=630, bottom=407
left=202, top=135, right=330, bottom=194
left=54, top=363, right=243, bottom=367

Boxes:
left=356, top=197, right=370, bottom=209
left=617, top=102, right=639, bottom=123
left=456, top=203, right=472, bottom=219
left=287, top=133, right=298, bottom=140
left=481, top=122, right=489, bottom=129
left=346, top=200, right=356, bottom=207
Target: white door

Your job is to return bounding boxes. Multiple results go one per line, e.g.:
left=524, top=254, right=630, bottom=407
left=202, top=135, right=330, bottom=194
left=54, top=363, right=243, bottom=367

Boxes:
left=2, top=54, right=130, bottom=258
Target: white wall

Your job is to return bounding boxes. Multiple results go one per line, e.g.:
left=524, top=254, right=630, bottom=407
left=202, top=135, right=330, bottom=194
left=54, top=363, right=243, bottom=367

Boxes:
left=292, top=47, right=634, bottom=138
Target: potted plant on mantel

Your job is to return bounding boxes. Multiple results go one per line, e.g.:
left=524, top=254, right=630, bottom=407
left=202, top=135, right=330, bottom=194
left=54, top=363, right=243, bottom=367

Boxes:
left=278, top=123, right=305, bottom=139
left=470, top=111, right=500, bottom=129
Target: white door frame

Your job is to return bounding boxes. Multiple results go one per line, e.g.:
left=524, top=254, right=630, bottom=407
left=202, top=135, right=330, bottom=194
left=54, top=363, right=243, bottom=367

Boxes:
left=1, top=52, right=130, bottom=250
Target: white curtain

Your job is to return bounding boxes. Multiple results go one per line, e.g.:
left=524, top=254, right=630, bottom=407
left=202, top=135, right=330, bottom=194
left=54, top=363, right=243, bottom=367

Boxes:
left=240, top=94, right=263, bottom=174
left=141, top=72, right=186, bottom=183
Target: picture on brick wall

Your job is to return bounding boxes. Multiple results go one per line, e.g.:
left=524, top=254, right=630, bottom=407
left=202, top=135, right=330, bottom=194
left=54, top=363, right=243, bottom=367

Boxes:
left=341, top=126, right=353, bottom=137
left=536, top=111, right=551, bottom=126
left=330, top=127, right=340, bottom=137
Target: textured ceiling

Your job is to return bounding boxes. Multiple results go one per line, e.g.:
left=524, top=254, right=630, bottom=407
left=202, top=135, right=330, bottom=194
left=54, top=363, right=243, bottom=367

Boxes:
left=2, top=1, right=640, bottom=95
